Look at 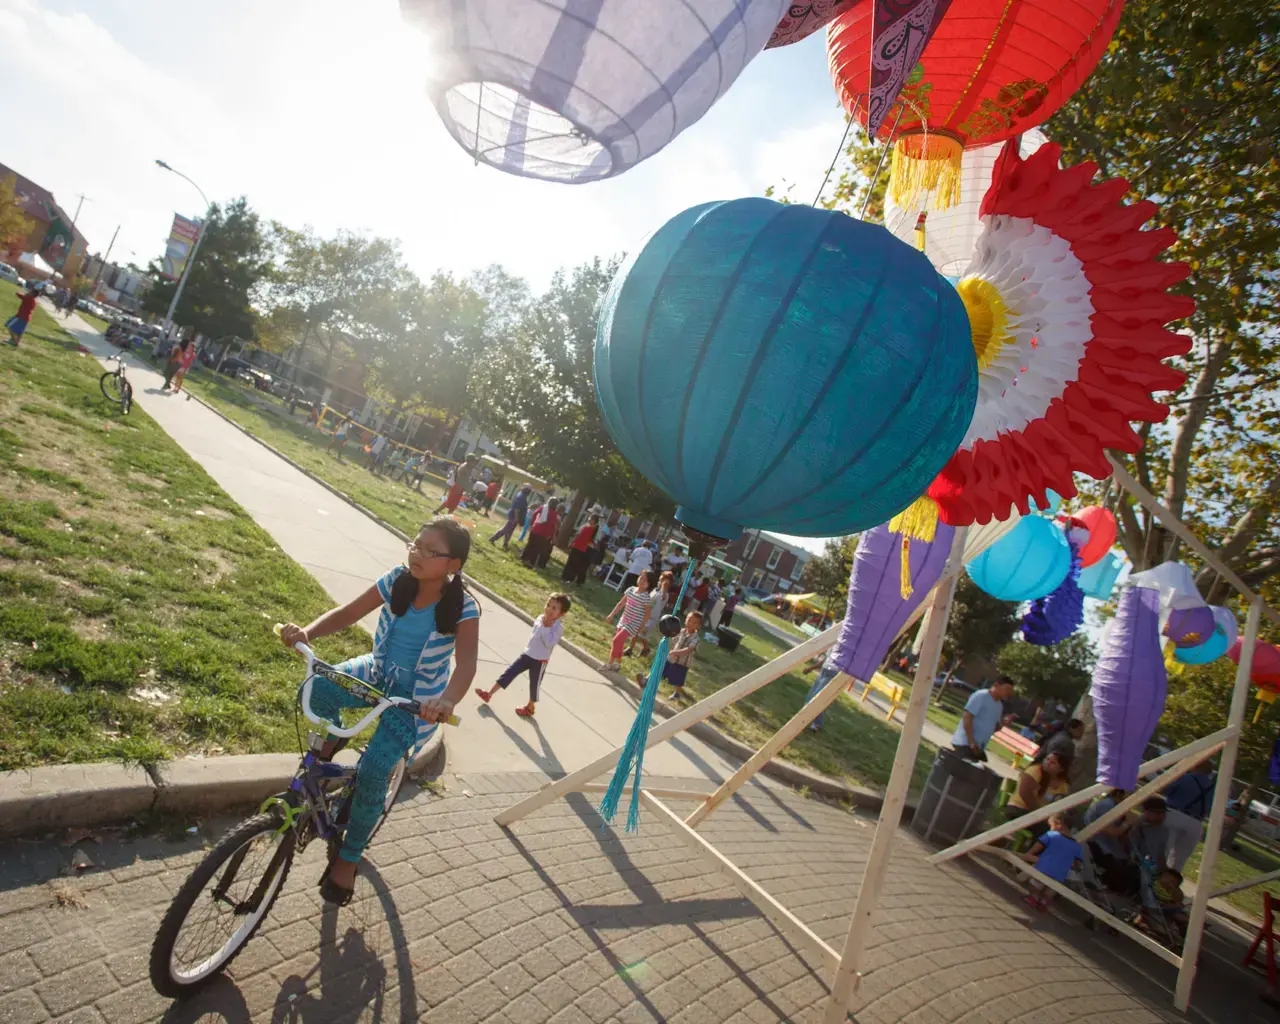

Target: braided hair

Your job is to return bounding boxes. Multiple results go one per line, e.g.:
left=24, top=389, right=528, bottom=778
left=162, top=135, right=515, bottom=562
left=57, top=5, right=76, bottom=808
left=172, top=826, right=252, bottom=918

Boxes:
left=388, top=517, right=476, bottom=634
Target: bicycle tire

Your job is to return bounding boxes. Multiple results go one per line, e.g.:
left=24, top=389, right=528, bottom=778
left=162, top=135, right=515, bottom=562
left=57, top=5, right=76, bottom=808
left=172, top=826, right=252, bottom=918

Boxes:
left=100, top=370, right=122, bottom=402
left=120, top=379, right=133, bottom=416
left=150, top=813, right=295, bottom=999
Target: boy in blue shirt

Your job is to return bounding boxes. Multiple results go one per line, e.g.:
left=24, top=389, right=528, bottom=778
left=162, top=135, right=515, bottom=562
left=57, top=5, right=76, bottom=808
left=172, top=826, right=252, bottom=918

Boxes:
left=1021, top=813, right=1083, bottom=912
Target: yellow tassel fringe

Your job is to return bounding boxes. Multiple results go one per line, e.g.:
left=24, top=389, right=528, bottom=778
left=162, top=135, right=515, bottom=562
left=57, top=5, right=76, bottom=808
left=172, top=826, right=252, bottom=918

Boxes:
left=889, top=132, right=964, bottom=211
left=889, top=496, right=940, bottom=599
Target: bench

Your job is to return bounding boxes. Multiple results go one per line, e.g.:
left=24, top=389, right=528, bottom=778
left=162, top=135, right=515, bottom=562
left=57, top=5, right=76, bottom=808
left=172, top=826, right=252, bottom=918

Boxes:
left=992, top=727, right=1040, bottom=767
left=860, top=673, right=906, bottom=722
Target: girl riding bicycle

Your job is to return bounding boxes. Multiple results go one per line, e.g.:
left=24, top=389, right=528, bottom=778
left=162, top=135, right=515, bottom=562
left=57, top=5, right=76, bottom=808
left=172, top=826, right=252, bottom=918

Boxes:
left=278, top=516, right=479, bottom=903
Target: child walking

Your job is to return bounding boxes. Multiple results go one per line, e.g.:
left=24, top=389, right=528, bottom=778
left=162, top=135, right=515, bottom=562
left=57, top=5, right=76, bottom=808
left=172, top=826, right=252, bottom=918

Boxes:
left=278, top=516, right=479, bottom=904
left=475, top=593, right=569, bottom=718
left=6, top=284, right=41, bottom=347
left=603, top=571, right=654, bottom=673
left=652, top=610, right=702, bottom=700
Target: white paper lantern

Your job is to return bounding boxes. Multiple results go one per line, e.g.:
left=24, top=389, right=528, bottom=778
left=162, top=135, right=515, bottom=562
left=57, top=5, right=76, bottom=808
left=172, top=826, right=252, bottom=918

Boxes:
left=885, top=130, right=1048, bottom=278
left=402, top=0, right=788, bottom=183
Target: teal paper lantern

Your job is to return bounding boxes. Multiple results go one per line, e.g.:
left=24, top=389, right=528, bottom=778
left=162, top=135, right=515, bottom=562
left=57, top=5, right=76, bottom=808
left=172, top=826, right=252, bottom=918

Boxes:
left=594, top=198, right=978, bottom=539
left=967, top=515, right=1071, bottom=602
left=1078, top=550, right=1123, bottom=600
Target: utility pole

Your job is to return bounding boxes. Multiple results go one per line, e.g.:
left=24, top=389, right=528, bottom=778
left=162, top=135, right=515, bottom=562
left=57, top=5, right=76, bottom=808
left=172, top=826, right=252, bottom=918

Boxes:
left=71, top=193, right=89, bottom=226
left=92, top=225, right=120, bottom=296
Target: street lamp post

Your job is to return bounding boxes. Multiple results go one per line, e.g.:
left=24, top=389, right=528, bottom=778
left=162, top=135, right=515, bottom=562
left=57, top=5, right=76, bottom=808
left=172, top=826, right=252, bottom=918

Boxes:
left=155, top=160, right=210, bottom=340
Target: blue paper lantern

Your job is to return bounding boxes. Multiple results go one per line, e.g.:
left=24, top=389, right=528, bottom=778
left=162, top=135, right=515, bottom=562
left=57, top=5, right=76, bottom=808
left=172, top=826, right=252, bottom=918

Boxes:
left=1078, top=551, right=1123, bottom=600
left=1174, top=607, right=1235, bottom=665
left=967, top=515, right=1071, bottom=602
left=594, top=198, right=978, bottom=539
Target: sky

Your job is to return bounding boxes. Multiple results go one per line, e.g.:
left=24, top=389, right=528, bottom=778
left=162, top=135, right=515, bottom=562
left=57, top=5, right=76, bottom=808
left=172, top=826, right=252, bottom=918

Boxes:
left=0, top=0, right=851, bottom=552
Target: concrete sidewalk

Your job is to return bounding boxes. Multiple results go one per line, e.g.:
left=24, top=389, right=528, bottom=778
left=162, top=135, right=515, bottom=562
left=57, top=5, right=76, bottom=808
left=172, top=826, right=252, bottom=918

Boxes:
left=63, top=312, right=765, bottom=792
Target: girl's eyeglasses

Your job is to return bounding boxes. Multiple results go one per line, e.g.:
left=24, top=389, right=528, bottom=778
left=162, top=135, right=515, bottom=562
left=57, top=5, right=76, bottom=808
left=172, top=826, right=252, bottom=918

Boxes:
left=408, top=545, right=453, bottom=560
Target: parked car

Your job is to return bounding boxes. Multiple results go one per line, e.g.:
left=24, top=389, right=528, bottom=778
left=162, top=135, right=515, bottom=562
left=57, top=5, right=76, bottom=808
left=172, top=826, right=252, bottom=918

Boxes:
left=219, top=356, right=253, bottom=377
left=0, top=262, right=19, bottom=284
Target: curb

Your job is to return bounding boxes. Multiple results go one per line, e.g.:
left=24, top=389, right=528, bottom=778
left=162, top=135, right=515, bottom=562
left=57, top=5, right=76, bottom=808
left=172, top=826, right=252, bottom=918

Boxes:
left=184, top=386, right=895, bottom=813
left=0, top=731, right=446, bottom=839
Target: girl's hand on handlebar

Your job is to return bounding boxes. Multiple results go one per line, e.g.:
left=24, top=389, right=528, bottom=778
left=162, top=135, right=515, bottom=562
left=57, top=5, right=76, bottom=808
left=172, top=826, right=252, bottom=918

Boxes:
left=418, top=697, right=455, bottom=724
left=279, top=623, right=309, bottom=650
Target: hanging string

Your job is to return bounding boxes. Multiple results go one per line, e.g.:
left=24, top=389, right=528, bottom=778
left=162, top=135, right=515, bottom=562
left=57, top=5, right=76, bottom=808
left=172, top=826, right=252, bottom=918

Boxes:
left=599, top=560, right=699, bottom=832
left=858, top=102, right=906, bottom=221
left=812, top=113, right=856, bottom=208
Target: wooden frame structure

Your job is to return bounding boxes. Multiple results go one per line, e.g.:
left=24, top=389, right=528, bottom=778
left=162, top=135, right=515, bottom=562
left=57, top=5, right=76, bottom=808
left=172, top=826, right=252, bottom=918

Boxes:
left=495, top=457, right=1278, bottom=1020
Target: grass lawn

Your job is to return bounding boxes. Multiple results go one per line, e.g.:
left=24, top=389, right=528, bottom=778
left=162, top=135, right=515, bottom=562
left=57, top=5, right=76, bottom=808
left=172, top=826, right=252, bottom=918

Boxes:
left=0, top=283, right=368, bottom=770
left=181, top=368, right=938, bottom=792
left=1184, top=834, right=1280, bottom=922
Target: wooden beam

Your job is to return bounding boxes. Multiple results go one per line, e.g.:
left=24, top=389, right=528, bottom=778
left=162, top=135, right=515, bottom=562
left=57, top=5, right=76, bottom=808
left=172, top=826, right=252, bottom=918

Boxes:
left=1107, top=457, right=1280, bottom=626
left=684, top=671, right=854, bottom=829
left=989, top=849, right=1182, bottom=967
left=1176, top=599, right=1264, bottom=1009
left=638, top=790, right=840, bottom=975
left=929, top=725, right=1239, bottom=864
left=822, top=528, right=967, bottom=1024
left=1075, top=741, right=1228, bottom=843
left=493, top=626, right=839, bottom=826
left=1211, top=867, right=1280, bottom=899
left=578, top=783, right=714, bottom=800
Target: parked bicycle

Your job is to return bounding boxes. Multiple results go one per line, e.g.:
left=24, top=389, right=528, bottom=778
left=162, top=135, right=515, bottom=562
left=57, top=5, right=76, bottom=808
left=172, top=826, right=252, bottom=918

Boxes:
left=148, top=628, right=459, bottom=998
left=99, top=352, right=133, bottom=415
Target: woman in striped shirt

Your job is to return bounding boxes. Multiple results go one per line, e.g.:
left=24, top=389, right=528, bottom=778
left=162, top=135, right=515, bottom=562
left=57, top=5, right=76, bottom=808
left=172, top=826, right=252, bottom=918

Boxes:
left=603, top=571, right=654, bottom=673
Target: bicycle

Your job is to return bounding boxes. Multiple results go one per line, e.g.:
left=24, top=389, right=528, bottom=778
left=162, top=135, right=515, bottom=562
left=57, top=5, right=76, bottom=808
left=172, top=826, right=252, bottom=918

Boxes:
left=148, top=629, right=460, bottom=998
left=99, top=352, right=133, bottom=415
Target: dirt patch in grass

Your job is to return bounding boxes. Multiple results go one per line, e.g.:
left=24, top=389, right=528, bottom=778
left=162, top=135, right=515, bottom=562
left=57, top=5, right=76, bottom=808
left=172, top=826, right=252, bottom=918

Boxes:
left=0, top=284, right=369, bottom=770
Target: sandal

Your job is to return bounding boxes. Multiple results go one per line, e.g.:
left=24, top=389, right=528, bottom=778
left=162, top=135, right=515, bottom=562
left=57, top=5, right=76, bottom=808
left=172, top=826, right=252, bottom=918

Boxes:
left=318, top=861, right=356, bottom=906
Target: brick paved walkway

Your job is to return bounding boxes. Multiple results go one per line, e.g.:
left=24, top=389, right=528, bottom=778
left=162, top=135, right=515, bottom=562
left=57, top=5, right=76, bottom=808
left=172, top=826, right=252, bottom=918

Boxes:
left=0, top=772, right=1195, bottom=1024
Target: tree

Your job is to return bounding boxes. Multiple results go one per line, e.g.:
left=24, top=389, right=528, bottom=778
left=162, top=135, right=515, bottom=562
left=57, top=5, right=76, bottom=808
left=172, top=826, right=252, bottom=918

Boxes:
left=937, top=577, right=1022, bottom=695
left=799, top=536, right=858, bottom=619
left=0, top=175, right=29, bottom=261
left=1161, top=658, right=1277, bottom=784
left=995, top=633, right=1097, bottom=706
left=468, top=258, right=675, bottom=527
left=144, top=197, right=270, bottom=341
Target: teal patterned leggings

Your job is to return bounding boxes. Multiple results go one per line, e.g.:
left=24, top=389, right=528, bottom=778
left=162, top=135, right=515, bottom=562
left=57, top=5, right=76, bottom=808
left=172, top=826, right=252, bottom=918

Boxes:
left=309, top=675, right=417, bottom=863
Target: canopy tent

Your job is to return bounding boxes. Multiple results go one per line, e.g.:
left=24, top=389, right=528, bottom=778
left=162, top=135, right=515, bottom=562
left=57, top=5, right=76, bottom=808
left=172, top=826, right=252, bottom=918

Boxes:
left=16, top=252, right=56, bottom=278
left=782, top=592, right=824, bottom=616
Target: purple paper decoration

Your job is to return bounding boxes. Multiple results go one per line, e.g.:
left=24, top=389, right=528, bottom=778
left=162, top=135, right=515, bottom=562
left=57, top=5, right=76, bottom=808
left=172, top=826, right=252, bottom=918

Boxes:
left=831, top=520, right=955, bottom=682
left=1092, top=586, right=1167, bottom=790
left=1021, top=540, right=1084, bottom=646
left=1165, top=604, right=1216, bottom=648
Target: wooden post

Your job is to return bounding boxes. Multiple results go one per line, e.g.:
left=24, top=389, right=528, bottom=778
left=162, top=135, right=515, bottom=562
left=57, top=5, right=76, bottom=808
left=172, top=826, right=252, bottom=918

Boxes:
left=494, top=626, right=838, bottom=826
left=684, top=671, right=853, bottom=829
left=929, top=725, right=1238, bottom=864
left=640, top=791, right=841, bottom=974
left=1075, top=741, right=1229, bottom=843
left=821, top=528, right=966, bottom=1024
left=1175, top=598, right=1263, bottom=1010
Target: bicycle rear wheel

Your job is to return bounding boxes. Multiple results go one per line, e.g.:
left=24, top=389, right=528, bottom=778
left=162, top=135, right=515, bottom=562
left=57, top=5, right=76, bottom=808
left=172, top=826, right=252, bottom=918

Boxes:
left=150, top=813, right=295, bottom=998
left=120, top=379, right=133, bottom=416
left=100, top=370, right=122, bottom=402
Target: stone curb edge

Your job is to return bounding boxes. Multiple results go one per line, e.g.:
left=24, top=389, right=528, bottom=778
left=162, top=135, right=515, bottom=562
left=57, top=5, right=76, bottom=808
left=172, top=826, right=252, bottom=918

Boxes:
left=183, top=387, right=896, bottom=816
left=0, top=716, right=446, bottom=840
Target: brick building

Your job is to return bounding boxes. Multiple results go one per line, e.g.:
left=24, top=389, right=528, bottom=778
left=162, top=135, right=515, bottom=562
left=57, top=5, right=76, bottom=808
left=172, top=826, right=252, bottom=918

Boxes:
left=0, top=162, right=89, bottom=280
left=720, top=530, right=811, bottom=595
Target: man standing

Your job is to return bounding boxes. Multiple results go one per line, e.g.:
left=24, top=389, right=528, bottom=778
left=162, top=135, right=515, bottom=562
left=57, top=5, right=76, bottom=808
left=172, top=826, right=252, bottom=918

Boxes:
left=489, top=482, right=531, bottom=550
left=951, top=676, right=1015, bottom=762
left=621, top=540, right=653, bottom=592
left=1161, top=760, right=1216, bottom=870
left=1036, top=718, right=1084, bottom=763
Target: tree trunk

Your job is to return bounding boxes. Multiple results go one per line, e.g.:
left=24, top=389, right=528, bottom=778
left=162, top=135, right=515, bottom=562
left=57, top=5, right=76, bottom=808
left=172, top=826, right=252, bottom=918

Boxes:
left=556, top=493, right=585, bottom=550
left=1069, top=693, right=1098, bottom=793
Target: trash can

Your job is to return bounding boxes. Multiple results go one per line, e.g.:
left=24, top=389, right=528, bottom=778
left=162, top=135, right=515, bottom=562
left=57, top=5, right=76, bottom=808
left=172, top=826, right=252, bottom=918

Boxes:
left=911, top=747, right=1002, bottom=846
left=715, top=626, right=743, bottom=653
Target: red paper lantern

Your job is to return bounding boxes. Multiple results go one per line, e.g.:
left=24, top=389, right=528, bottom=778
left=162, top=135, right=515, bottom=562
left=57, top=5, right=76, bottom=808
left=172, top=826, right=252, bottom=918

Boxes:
left=1068, top=506, right=1117, bottom=568
left=827, top=0, right=1126, bottom=209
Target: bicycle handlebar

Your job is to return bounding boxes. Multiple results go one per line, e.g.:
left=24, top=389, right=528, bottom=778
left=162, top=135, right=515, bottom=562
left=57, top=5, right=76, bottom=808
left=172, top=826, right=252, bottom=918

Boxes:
left=273, top=624, right=460, bottom=736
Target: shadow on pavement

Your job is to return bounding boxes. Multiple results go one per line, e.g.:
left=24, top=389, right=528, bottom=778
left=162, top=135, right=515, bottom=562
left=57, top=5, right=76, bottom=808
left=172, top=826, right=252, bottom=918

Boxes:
left=160, top=976, right=250, bottom=1023
left=475, top=704, right=563, bottom=773
left=263, top=859, right=415, bottom=1023
left=504, top=792, right=822, bottom=1023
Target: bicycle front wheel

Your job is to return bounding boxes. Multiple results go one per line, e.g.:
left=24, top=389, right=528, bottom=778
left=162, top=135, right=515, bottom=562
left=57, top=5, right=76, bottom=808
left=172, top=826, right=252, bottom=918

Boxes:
left=150, top=813, right=295, bottom=998
left=100, top=370, right=122, bottom=402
